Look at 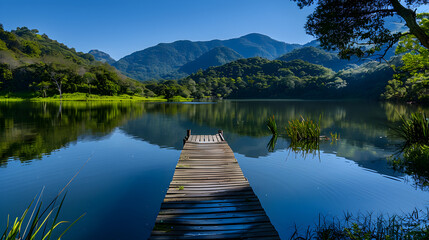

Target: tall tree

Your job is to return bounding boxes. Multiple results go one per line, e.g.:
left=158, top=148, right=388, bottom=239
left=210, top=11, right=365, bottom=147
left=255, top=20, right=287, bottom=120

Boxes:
left=292, top=0, right=429, bottom=59
left=382, top=13, right=429, bottom=102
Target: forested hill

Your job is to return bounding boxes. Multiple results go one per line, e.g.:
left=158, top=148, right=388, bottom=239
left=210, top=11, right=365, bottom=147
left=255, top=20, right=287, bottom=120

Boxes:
left=161, top=57, right=347, bottom=99
left=277, top=47, right=357, bottom=71
left=0, top=25, right=150, bottom=97
left=179, top=47, right=243, bottom=74
left=142, top=56, right=398, bottom=100
left=112, top=33, right=302, bottom=81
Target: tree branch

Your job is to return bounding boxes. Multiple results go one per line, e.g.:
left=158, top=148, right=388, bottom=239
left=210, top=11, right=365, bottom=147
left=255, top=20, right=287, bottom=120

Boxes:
left=389, top=0, right=429, bottom=49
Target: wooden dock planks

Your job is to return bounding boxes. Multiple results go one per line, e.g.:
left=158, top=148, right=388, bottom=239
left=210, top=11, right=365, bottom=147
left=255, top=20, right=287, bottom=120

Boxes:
left=150, top=132, right=279, bottom=239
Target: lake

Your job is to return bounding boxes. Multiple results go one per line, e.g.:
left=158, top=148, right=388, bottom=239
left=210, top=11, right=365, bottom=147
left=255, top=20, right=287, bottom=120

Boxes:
left=1, top=100, right=428, bottom=239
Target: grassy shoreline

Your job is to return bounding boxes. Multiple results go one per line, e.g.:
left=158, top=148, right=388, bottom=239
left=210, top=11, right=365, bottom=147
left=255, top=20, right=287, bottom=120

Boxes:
left=0, top=93, right=194, bottom=102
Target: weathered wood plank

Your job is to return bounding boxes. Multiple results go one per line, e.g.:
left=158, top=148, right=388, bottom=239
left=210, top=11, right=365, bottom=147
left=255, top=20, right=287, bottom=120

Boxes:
left=150, top=132, right=279, bottom=239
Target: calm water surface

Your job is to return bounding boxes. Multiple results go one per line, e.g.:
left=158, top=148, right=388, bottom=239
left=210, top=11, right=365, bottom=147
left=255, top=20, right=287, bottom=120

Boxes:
left=0, top=100, right=428, bottom=239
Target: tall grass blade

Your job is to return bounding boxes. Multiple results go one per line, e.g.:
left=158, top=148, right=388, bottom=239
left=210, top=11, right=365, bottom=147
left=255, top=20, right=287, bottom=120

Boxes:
left=23, top=189, right=44, bottom=238
left=393, top=111, right=429, bottom=150
left=57, top=213, right=85, bottom=240
left=46, top=193, right=67, bottom=240
left=25, top=200, right=43, bottom=240
left=266, top=115, right=278, bottom=135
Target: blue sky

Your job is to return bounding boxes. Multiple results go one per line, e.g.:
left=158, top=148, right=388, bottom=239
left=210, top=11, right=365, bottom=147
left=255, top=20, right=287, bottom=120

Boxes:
left=0, top=0, right=315, bottom=59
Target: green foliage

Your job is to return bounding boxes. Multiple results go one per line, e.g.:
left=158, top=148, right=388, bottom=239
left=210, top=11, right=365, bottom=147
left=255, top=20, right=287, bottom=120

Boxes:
left=0, top=39, right=7, bottom=50
left=286, top=116, right=321, bottom=143
left=1, top=192, right=84, bottom=240
left=292, top=1, right=429, bottom=59
left=179, top=57, right=345, bottom=99
left=266, top=115, right=278, bottom=135
left=391, top=111, right=429, bottom=189
left=383, top=13, right=429, bottom=103
left=0, top=62, right=142, bottom=97
left=145, top=80, right=191, bottom=99
left=292, top=210, right=429, bottom=240
left=22, top=40, right=41, bottom=57
left=168, top=96, right=193, bottom=102
left=277, top=46, right=356, bottom=71
left=396, top=144, right=429, bottom=187
left=393, top=111, right=429, bottom=149
left=0, top=26, right=151, bottom=98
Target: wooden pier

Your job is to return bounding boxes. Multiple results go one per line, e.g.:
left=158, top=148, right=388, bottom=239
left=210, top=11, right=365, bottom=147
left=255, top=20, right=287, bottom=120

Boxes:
left=150, top=130, right=280, bottom=239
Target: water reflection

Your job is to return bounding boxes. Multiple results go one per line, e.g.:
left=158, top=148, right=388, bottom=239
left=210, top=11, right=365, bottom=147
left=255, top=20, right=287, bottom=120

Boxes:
left=0, top=101, right=145, bottom=165
left=1, top=100, right=429, bottom=240
left=1, top=100, right=428, bottom=176
left=267, top=135, right=277, bottom=152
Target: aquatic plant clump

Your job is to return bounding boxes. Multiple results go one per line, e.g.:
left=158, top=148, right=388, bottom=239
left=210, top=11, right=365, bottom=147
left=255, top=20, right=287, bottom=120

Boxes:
left=390, top=112, right=429, bottom=189
left=290, top=209, right=429, bottom=239
left=286, top=116, right=321, bottom=143
left=266, top=115, right=278, bottom=135
left=394, top=111, right=429, bottom=149
left=1, top=192, right=84, bottom=240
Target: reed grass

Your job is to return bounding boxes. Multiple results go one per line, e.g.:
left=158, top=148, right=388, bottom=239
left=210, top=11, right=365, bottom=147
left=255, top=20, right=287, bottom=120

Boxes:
left=286, top=116, right=321, bottom=143
left=1, top=191, right=84, bottom=240
left=266, top=115, right=278, bottom=135
left=389, top=112, right=429, bottom=189
left=290, top=209, right=429, bottom=239
left=393, top=111, right=429, bottom=150
left=1, top=157, right=88, bottom=240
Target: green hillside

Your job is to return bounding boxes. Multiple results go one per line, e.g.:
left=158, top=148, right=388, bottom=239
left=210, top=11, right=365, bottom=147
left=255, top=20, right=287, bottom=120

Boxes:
left=277, top=46, right=357, bottom=71
left=167, top=57, right=346, bottom=99
left=0, top=25, right=151, bottom=98
left=179, top=47, right=243, bottom=74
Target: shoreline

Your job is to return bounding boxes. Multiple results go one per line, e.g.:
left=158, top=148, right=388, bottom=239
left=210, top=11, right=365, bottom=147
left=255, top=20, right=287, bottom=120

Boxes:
left=0, top=93, right=193, bottom=102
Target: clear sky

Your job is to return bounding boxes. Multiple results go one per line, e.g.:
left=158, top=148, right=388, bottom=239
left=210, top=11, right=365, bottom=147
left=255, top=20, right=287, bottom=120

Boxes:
left=0, top=0, right=316, bottom=60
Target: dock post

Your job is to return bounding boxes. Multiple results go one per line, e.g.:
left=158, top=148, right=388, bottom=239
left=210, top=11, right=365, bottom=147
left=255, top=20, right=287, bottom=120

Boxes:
left=187, top=129, right=191, bottom=138
left=218, top=129, right=224, bottom=141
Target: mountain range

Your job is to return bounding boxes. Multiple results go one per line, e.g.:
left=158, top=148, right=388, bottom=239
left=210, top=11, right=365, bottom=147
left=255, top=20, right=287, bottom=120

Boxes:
left=90, top=33, right=302, bottom=81
left=89, top=33, right=397, bottom=81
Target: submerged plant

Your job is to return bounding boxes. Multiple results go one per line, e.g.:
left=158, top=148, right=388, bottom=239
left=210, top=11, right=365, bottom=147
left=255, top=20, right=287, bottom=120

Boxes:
left=266, top=115, right=278, bottom=135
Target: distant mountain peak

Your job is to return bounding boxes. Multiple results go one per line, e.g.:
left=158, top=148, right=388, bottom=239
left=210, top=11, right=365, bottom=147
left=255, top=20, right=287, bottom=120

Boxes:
left=240, top=33, right=272, bottom=39
left=88, top=49, right=115, bottom=65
